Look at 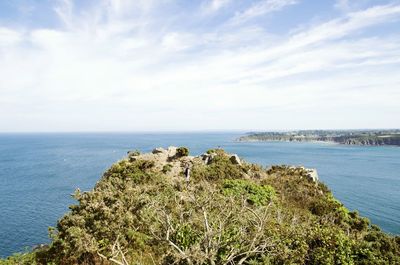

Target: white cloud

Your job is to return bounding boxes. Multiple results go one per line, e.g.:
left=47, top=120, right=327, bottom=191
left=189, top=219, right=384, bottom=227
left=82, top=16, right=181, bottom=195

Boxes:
left=229, top=0, right=298, bottom=25
left=161, top=32, right=198, bottom=51
left=0, top=1, right=399, bottom=131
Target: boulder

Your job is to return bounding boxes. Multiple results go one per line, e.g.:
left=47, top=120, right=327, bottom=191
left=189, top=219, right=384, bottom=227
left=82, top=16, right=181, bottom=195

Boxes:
left=167, top=146, right=177, bottom=158
left=229, top=154, right=241, bottom=165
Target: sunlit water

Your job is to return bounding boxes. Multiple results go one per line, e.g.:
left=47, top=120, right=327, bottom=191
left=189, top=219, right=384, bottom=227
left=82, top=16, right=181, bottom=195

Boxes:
left=0, top=133, right=399, bottom=257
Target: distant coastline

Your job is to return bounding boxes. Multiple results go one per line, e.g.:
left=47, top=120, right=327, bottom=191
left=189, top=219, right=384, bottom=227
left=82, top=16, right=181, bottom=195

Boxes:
left=237, top=129, right=400, bottom=146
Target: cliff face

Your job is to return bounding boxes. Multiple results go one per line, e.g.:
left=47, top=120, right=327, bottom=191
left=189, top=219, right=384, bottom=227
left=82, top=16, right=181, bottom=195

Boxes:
left=2, top=147, right=400, bottom=265
left=336, top=136, right=400, bottom=146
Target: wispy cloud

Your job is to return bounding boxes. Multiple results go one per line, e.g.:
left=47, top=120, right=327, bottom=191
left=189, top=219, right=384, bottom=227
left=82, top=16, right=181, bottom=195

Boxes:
left=0, top=0, right=399, bottom=131
left=289, top=4, right=400, bottom=47
left=229, top=0, right=298, bottom=25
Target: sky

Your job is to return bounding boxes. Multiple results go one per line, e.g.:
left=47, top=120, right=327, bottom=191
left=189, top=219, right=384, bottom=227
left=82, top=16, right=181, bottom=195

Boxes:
left=0, top=0, right=399, bottom=132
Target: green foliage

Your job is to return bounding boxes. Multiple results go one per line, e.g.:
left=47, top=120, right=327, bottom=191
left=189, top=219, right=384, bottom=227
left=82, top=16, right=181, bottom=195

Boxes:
left=222, top=179, right=275, bottom=206
left=126, top=230, right=150, bottom=249
left=358, top=228, right=400, bottom=264
left=310, top=193, right=348, bottom=217
left=192, top=151, right=245, bottom=181
left=308, top=227, right=355, bottom=265
left=172, top=224, right=201, bottom=250
left=348, top=211, right=370, bottom=232
left=176, top=146, right=189, bottom=157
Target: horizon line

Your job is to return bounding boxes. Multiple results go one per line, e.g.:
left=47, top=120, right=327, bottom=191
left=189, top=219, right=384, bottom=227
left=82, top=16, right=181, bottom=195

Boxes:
left=0, top=128, right=399, bottom=134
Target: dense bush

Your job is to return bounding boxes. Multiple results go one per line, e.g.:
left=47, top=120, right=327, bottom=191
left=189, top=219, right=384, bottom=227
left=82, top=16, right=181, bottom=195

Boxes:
left=192, top=151, right=245, bottom=181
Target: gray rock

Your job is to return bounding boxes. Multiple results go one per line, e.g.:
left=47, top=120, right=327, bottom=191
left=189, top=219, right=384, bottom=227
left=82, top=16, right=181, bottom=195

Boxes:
left=229, top=154, right=241, bottom=165
left=152, top=147, right=166, bottom=154
left=306, top=168, right=319, bottom=183
left=129, top=156, right=137, bottom=162
left=167, top=146, right=177, bottom=158
left=200, top=153, right=216, bottom=165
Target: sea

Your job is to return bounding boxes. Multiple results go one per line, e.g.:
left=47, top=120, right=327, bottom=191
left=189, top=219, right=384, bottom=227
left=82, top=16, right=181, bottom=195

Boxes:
left=0, top=132, right=399, bottom=257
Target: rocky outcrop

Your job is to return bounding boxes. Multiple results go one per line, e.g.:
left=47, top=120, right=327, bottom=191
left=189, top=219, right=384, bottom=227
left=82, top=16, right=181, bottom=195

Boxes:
left=127, top=147, right=249, bottom=179
left=306, top=168, right=319, bottom=183
left=127, top=147, right=318, bottom=186
left=200, top=152, right=216, bottom=165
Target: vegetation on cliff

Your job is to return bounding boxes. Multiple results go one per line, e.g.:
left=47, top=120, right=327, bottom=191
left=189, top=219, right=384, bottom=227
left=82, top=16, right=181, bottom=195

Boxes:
left=1, top=147, right=399, bottom=265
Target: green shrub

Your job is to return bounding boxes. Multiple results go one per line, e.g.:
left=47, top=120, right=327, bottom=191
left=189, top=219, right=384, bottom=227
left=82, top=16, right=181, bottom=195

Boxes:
left=307, top=227, right=355, bottom=265
left=206, top=148, right=221, bottom=154
left=310, top=193, right=348, bottom=217
left=98, top=159, right=156, bottom=187
left=172, top=224, right=201, bottom=250
left=222, top=179, right=275, bottom=206
left=176, top=147, right=189, bottom=157
left=192, top=152, right=245, bottom=181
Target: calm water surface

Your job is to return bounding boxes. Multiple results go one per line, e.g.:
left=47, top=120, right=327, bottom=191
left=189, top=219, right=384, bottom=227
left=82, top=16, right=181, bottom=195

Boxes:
left=0, top=133, right=399, bottom=257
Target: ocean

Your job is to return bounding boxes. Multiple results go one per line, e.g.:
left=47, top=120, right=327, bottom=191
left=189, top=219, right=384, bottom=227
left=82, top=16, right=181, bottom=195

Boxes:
left=0, top=132, right=399, bottom=257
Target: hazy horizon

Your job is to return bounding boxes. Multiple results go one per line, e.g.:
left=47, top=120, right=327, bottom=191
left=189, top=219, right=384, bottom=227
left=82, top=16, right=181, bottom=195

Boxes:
left=1, top=128, right=399, bottom=134
left=1, top=0, right=400, bottom=132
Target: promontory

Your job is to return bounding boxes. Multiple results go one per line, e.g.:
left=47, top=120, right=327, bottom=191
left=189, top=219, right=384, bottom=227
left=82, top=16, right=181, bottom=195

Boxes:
left=1, top=147, right=399, bottom=264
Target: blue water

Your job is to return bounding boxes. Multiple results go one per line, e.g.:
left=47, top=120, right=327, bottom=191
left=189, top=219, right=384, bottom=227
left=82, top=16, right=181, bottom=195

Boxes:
left=0, top=133, right=399, bottom=257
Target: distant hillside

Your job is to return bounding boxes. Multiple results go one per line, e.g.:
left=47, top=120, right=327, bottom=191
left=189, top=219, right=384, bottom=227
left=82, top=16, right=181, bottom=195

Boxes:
left=1, top=147, right=399, bottom=264
left=238, top=130, right=400, bottom=146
